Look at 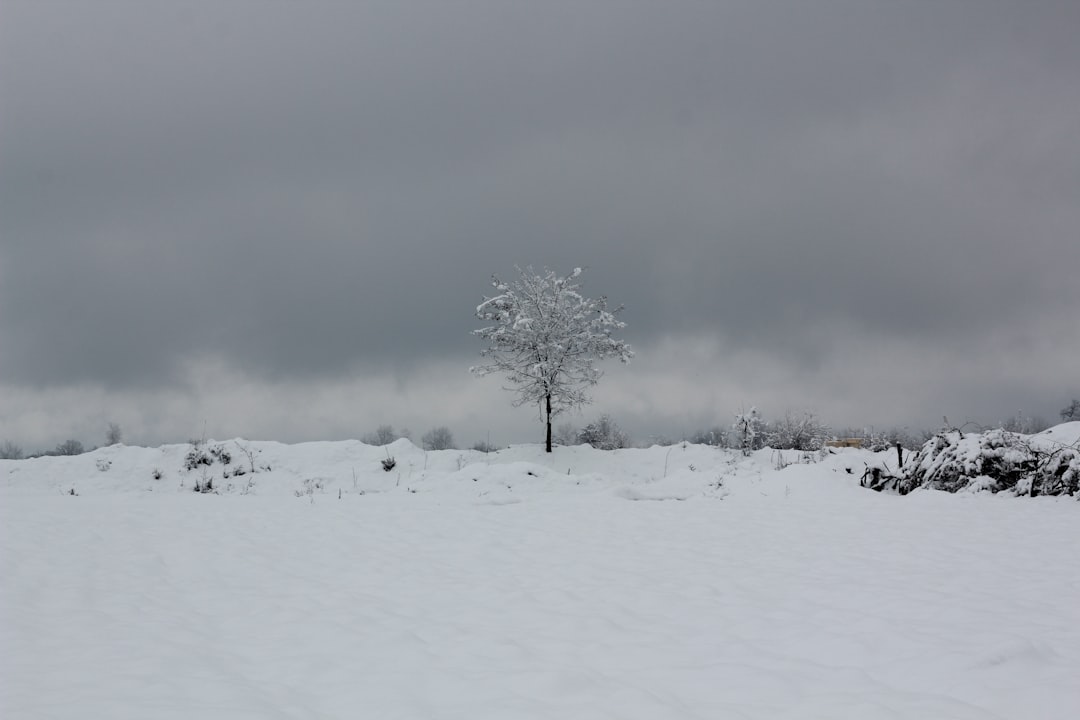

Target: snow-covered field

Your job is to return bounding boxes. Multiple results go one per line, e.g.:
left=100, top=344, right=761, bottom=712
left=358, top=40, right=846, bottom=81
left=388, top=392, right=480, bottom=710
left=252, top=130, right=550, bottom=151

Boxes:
left=2, top=436, right=1078, bottom=719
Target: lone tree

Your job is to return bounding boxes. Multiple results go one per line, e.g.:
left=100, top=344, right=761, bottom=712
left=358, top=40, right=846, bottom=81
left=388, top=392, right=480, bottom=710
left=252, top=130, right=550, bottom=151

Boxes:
left=105, top=422, right=122, bottom=446
left=472, top=266, right=633, bottom=452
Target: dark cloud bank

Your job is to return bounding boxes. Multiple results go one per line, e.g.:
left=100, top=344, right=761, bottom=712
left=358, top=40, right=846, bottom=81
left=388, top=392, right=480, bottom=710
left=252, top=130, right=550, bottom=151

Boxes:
left=2, top=1, right=1078, bottom=448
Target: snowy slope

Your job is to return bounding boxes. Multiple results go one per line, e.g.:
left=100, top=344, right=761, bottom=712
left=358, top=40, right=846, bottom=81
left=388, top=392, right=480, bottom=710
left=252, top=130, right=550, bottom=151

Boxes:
left=2, top=438, right=1078, bottom=719
left=1030, top=420, right=1080, bottom=448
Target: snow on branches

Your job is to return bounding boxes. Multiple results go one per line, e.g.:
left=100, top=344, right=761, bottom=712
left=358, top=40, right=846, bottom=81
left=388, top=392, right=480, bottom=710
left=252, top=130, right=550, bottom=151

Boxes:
left=861, top=426, right=1080, bottom=497
left=471, top=266, right=633, bottom=452
left=732, top=407, right=763, bottom=456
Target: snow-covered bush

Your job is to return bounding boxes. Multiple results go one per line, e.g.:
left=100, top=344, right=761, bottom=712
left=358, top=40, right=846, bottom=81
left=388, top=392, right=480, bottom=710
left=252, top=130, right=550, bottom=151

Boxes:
left=766, top=411, right=831, bottom=451
left=862, top=426, right=1080, bottom=497
left=577, top=414, right=630, bottom=450
left=192, top=473, right=215, bottom=494
left=183, top=442, right=231, bottom=471
left=732, top=408, right=764, bottom=456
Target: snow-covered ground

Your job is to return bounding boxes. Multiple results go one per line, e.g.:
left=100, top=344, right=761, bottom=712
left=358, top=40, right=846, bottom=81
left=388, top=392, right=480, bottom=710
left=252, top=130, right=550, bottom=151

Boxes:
left=2, top=436, right=1078, bottom=719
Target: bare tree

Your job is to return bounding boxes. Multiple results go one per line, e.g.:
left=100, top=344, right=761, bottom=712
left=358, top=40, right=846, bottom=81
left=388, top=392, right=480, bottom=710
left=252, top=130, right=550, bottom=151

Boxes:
left=0, top=440, right=24, bottom=460
left=105, top=422, right=123, bottom=446
left=421, top=426, right=456, bottom=451
left=1061, top=399, right=1080, bottom=422
left=53, top=439, right=85, bottom=456
left=362, top=425, right=407, bottom=446
left=472, top=266, right=633, bottom=452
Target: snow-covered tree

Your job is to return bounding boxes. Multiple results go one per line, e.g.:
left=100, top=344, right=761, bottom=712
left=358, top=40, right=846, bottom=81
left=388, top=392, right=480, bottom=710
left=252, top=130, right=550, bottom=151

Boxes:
left=472, top=266, right=633, bottom=452
left=768, top=411, right=831, bottom=451
left=732, top=407, right=763, bottom=456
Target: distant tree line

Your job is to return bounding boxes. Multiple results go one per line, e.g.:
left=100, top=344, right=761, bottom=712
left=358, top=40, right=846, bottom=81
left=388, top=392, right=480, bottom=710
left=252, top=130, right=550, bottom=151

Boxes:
left=2, top=396, right=1076, bottom=462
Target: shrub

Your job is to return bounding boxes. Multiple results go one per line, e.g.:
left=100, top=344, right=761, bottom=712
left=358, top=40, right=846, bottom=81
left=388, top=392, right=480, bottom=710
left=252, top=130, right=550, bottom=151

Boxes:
left=184, top=444, right=213, bottom=470
left=732, top=408, right=764, bottom=455
left=471, top=440, right=499, bottom=453
left=209, top=445, right=232, bottom=465
left=183, top=442, right=231, bottom=471
left=578, top=415, right=630, bottom=450
left=53, top=439, right=85, bottom=456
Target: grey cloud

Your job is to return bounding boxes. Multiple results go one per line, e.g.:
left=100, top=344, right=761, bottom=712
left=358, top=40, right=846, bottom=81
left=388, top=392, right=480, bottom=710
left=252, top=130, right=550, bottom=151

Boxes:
left=1, top=1, right=1078, bottom=439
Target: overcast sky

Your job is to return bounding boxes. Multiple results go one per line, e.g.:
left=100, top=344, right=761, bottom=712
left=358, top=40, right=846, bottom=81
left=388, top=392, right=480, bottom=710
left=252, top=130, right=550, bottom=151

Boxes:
left=2, top=1, right=1078, bottom=450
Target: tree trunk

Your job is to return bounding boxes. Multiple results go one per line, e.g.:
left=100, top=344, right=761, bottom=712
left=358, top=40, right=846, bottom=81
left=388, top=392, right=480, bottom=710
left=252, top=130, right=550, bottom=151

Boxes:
left=545, top=393, right=553, bottom=453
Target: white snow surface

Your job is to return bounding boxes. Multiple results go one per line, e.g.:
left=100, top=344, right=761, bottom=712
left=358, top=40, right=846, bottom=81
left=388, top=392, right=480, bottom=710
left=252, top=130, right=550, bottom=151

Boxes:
left=2, top=436, right=1078, bottom=719
left=1030, top=421, right=1080, bottom=448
